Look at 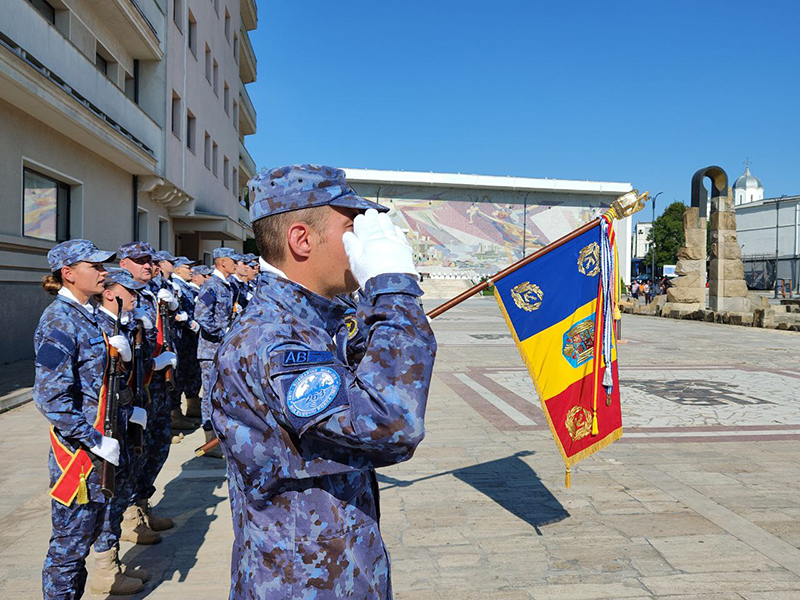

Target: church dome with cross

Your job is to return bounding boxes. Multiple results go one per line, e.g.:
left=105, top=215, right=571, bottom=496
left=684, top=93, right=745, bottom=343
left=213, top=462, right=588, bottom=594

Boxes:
left=733, top=163, right=764, bottom=206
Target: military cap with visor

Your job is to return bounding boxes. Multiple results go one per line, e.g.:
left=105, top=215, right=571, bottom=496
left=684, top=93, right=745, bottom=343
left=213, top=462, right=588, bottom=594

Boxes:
left=117, top=241, right=156, bottom=261
left=103, top=268, right=146, bottom=291
left=47, top=239, right=116, bottom=273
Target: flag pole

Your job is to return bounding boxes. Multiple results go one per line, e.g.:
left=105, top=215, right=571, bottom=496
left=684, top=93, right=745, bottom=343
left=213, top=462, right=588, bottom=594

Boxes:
left=426, top=190, right=647, bottom=320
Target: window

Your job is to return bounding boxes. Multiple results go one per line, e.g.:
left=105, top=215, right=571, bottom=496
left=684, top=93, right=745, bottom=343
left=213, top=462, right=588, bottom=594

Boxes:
left=223, top=82, right=230, bottom=115
left=204, top=133, right=211, bottom=168
left=232, top=168, right=238, bottom=196
left=224, top=9, right=231, bottom=42
left=23, top=168, right=70, bottom=241
left=203, top=251, right=211, bottom=267
left=186, top=110, right=196, bottom=152
left=171, top=91, right=182, bottom=138
left=159, top=219, right=169, bottom=251
left=232, top=100, right=238, bottom=129
left=212, top=142, right=218, bottom=176
left=233, top=32, right=239, bottom=62
left=95, top=53, right=108, bottom=75
left=173, top=0, right=183, bottom=31
left=29, top=0, right=55, bottom=24
left=213, top=59, right=219, bottom=95
left=205, top=45, right=212, bottom=82
left=223, top=157, right=230, bottom=188
left=137, top=210, right=149, bottom=242
left=188, top=11, right=197, bottom=57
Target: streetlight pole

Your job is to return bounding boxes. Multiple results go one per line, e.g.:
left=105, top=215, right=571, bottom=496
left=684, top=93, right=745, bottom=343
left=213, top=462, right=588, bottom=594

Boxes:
left=650, top=192, right=663, bottom=281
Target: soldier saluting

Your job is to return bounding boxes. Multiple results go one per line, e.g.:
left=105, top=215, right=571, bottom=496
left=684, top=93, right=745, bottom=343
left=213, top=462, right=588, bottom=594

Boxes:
left=210, top=165, right=437, bottom=599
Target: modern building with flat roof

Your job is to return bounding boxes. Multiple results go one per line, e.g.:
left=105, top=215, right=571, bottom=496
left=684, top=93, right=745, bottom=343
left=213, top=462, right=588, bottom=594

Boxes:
left=344, top=168, right=634, bottom=284
left=0, top=0, right=258, bottom=363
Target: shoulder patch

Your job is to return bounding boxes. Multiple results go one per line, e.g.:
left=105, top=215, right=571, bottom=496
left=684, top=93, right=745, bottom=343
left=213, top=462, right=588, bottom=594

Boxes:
left=199, top=289, right=216, bottom=305
left=36, top=343, right=68, bottom=370
left=49, top=329, right=75, bottom=353
left=286, top=366, right=341, bottom=418
left=282, top=349, right=334, bottom=367
left=89, top=335, right=105, bottom=345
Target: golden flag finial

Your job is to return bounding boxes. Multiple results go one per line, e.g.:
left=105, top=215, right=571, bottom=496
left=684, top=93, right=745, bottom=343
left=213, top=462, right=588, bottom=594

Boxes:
left=605, top=190, right=649, bottom=221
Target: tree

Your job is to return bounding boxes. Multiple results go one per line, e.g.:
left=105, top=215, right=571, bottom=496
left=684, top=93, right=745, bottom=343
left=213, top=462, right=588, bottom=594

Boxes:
left=644, top=201, right=686, bottom=272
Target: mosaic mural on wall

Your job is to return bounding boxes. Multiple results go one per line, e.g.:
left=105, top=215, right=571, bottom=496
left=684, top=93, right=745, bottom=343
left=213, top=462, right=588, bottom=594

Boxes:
left=352, top=184, right=616, bottom=275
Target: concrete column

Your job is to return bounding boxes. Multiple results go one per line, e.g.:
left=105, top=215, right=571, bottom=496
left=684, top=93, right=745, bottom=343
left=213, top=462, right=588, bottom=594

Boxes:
left=708, top=191, right=750, bottom=312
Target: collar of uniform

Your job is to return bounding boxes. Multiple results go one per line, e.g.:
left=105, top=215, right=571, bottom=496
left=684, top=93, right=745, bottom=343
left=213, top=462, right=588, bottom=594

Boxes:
left=213, top=268, right=231, bottom=285
left=257, top=271, right=349, bottom=334
left=187, top=281, right=200, bottom=290
left=230, top=274, right=244, bottom=283
left=259, top=257, right=287, bottom=279
left=57, top=287, right=95, bottom=314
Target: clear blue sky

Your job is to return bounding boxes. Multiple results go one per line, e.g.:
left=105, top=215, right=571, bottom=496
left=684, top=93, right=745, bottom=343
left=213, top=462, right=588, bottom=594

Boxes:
left=247, top=0, right=800, bottom=222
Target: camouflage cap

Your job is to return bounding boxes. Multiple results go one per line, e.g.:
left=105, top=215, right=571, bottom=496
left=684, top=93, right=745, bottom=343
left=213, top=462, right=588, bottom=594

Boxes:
left=118, top=241, right=156, bottom=261
left=192, top=265, right=213, bottom=276
left=104, top=268, right=146, bottom=291
left=173, top=256, right=198, bottom=268
left=212, top=247, right=238, bottom=260
left=154, top=250, right=177, bottom=263
left=248, top=164, right=387, bottom=223
left=47, top=239, right=115, bottom=273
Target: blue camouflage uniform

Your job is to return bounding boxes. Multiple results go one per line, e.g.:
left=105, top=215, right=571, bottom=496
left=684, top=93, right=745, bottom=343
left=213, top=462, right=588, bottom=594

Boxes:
left=119, top=242, right=173, bottom=503
left=210, top=165, right=437, bottom=599
left=92, top=269, right=144, bottom=555
left=153, top=251, right=184, bottom=412
left=173, top=259, right=203, bottom=399
left=194, top=248, right=236, bottom=429
left=33, top=240, right=116, bottom=600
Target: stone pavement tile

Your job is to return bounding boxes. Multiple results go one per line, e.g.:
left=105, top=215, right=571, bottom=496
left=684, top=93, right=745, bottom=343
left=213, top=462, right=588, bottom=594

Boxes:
left=436, top=589, right=532, bottom=600
left=523, top=580, right=649, bottom=599
left=600, top=513, right=724, bottom=538
left=740, top=593, right=800, bottom=600
left=656, top=595, right=743, bottom=600
left=395, top=589, right=442, bottom=600
left=647, top=533, right=784, bottom=573
left=639, top=572, right=800, bottom=596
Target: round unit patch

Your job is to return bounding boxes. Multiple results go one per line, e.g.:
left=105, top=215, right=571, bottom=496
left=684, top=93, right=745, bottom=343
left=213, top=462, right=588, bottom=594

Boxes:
left=286, top=367, right=341, bottom=418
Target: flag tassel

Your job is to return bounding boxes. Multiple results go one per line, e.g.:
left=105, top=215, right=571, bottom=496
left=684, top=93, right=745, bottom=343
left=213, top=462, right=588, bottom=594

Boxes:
left=565, top=467, right=571, bottom=488
left=77, top=469, right=89, bottom=505
left=591, top=410, right=599, bottom=436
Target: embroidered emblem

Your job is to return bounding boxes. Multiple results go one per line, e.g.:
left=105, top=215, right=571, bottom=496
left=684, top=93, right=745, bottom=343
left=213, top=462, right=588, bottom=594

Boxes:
left=565, top=406, right=593, bottom=441
left=344, top=316, right=358, bottom=340
left=562, top=316, right=595, bottom=368
left=577, top=242, right=600, bottom=277
left=510, top=282, right=543, bottom=312
left=282, top=350, right=333, bottom=367
left=286, top=367, right=341, bottom=418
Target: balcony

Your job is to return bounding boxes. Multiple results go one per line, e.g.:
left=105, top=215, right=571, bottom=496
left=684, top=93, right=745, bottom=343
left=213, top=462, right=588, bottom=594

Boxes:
left=239, top=79, right=256, bottom=136
left=86, top=0, right=162, bottom=60
left=241, top=0, right=257, bottom=31
left=239, top=138, right=256, bottom=180
left=239, top=29, right=256, bottom=84
left=0, top=3, right=161, bottom=174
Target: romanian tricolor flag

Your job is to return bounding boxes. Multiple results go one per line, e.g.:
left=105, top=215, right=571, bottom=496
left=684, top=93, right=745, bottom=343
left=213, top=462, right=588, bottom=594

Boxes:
left=494, top=214, right=623, bottom=487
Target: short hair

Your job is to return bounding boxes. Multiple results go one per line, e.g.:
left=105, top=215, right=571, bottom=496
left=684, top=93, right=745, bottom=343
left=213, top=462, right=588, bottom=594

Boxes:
left=253, top=206, right=329, bottom=265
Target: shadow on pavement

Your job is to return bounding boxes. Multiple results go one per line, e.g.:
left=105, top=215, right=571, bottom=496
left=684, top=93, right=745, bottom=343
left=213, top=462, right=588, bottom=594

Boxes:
left=117, top=455, right=228, bottom=599
left=378, top=451, right=569, bottom=532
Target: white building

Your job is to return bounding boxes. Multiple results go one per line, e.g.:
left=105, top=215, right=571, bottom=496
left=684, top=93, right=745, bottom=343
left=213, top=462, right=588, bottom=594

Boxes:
left=632, top=221, right=652, bottom=259
left=733, top=165, right=764, bottom=206
left=345, top=168, right=634, bottom=285
left=0, top=0, right=258, bottom=363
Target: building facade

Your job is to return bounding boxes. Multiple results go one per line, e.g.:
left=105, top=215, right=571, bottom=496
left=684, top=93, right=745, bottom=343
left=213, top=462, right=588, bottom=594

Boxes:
left=345, top=169, right=634, bottom=284
left=736, top=195, right=800, bottom=291
left=0, top=0, right=258, bottom=363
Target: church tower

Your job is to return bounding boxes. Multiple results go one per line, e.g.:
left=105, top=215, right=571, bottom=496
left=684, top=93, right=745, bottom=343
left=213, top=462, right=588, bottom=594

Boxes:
left=733, top=162, right=764, bottom=206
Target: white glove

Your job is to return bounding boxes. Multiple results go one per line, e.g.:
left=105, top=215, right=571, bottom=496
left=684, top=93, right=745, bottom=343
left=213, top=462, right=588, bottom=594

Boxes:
left=130, top=406, right=147, bottom=428
left=108, top=335, right=132, bottom=362
left=90, top=435, right=120, bottom=466
left=175, top=311, right=188, bottom=322
left=189, top=320, right=200, bottom=334
left=342, top=209, right=418, bottom=289
left=153, top=351, right=178, bottom=371
left=157, top=289, right=179, bottom=311
left=132, top=309, right=153, bottom=330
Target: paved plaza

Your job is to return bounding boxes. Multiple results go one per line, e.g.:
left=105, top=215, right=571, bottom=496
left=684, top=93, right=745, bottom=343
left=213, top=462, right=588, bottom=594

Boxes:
left=2, top=298, right=800, bottom=599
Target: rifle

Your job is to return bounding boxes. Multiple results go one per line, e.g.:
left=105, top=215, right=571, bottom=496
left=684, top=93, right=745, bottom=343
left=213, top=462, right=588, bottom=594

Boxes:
left=131, top=324, right=145, bottom=455
left=100, top=298, right=123, bottom=499
left=158, top=299, right=175, bottom=391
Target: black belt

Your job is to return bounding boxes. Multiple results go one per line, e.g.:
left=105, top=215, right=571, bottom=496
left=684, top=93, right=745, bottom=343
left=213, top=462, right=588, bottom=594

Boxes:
left=200, top=330, right=222, bottom=343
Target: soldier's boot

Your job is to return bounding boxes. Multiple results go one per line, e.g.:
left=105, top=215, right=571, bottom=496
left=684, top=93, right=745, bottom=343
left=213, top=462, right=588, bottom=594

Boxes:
left=185, top=396, right=202, bottom=419
left=203, top=429, right=224, bottom=459
left=120, top=505, right=162, bottom=545
left=137, top=500, right=174, bottom=531
left=171, top=408, right=195, bottom=431
left=90, top=547, right=144, bottom=595
left=171, top=432, right=184, bottom=444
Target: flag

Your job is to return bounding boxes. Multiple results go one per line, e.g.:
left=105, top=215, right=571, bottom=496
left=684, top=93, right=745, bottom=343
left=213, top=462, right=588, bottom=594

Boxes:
left=493, top=215, right=622, bottom=487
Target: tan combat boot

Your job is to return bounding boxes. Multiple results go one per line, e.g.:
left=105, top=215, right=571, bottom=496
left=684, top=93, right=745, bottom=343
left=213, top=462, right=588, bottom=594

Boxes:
left=137, top=499, right=174, bottom=531
left=185, top=395, right=202, bottom=419
left=90, top=547, right=144, bottom=595
left=203, top=429, right=224, bottom=459
left=120, top=504, right=161, bottom=545
left=171, top=408, right=195, bottom=431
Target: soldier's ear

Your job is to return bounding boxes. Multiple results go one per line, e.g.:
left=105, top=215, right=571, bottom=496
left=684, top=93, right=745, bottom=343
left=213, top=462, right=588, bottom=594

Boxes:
left=286, top=222, right=312, bottom=259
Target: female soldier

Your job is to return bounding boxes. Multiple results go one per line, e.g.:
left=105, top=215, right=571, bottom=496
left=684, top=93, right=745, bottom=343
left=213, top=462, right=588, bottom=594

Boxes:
left=33, top=240, right=133, bottom=599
